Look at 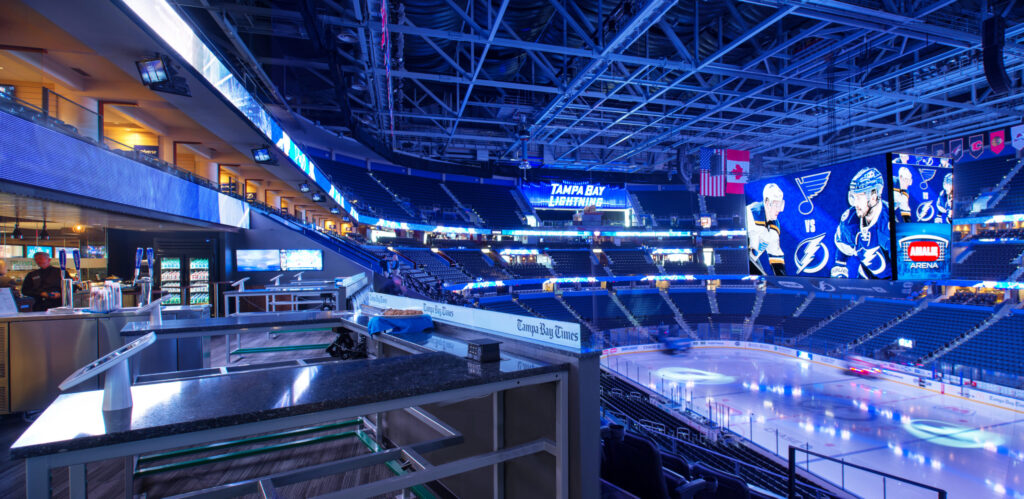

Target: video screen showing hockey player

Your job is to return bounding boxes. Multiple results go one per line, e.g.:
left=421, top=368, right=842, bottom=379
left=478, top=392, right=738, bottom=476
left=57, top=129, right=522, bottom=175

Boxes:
left=744, top=154, right=895, bottom=280
left=832, top=167, right=891, bottom=279
left=746, top=183, right=786, bottom=276
left=890, top=154, right=954, bottom=225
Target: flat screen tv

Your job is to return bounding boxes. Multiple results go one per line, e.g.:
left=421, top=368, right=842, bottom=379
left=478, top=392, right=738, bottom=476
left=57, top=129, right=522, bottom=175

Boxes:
left=280, top=249, right=322, bottom=271
left=236, top=249, right=282, bottom=272
left=25, top=246, right=53, bottom=258
left=136, top=57, right=169, bottom=85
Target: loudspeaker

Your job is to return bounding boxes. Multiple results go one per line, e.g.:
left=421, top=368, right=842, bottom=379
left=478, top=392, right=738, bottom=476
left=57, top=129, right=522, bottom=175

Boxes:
left=983, top=15, right=1012, bottom=95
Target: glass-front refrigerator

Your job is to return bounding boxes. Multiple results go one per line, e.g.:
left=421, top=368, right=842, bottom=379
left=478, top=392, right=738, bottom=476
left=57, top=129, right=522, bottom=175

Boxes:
left=188, top=257, right=210, bottom=306
left=159, top=257, right=182, bottom=305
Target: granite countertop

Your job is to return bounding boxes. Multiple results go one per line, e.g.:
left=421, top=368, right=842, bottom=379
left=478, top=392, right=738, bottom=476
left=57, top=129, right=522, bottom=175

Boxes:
left=11, top=351, right=565, bottom=458
left=121, top=310, right=349, bottom=336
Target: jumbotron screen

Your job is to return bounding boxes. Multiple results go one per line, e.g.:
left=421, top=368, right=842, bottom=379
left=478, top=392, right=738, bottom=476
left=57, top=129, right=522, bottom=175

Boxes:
left=891, top=154, right=953, bottom=280
left=744, top=154, right=894, bottom=279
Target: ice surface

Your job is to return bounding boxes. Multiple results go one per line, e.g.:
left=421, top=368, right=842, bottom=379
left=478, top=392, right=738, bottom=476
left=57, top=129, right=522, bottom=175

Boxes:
left=607, top=348, right=1024, bottom=498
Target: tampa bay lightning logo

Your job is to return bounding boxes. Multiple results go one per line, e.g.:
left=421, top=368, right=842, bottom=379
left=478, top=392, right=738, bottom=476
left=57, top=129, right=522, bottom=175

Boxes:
left=916, top=200, right=935, bottom=222
left=859, top=246, right=888, bottom=278
left=796, top=171, right=831, bottom=215
left=919, top=169, right=936, bottom=191
left=795, top=233, right=829, bottom=274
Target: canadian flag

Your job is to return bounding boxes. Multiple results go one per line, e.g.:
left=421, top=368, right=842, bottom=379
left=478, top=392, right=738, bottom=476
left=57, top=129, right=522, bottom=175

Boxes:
left=725, top=149, right=750, bottom=195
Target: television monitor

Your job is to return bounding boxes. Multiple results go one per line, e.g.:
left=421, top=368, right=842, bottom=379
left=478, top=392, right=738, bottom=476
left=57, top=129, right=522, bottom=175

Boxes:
left=85, top=245, right=107, bottom=258
left=280, top=249, right=322, bottom=271
left=0, top=245, right=24, bottom=258
left=744, top=154, right=894, bottom=279
left=136, top=57, right=169, bottom=85
left=0, top=84, right=14, bottom=99
left=236, top=249, right=282, bottom=272
left=251, top=147, right=275, bottom=164
left=26, top=246, right=53, bottom=258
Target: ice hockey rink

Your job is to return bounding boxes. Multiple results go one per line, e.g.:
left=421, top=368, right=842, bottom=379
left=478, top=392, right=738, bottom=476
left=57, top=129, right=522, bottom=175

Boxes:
left=608, top=347, right=1024, bottom=499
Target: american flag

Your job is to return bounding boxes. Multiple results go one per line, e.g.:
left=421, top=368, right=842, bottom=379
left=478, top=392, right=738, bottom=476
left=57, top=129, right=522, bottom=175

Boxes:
left=699, top=148, right=726, bottom=197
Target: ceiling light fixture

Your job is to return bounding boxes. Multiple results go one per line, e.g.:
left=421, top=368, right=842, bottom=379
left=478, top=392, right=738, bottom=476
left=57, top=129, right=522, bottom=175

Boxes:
left=11, top=219, right=23, bottom=240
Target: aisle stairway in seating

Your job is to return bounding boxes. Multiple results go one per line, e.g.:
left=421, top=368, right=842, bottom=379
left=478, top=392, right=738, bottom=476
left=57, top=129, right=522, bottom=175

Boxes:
left=659, top=289, right=696, bottom=338
left=609, top=291, right=642, bottom=328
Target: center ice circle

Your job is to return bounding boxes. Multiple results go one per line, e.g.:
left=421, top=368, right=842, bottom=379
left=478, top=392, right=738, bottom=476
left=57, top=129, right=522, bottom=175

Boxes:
left=903, top=419, right=1006, bottom=449
left=655, top=367, right=735, bottom=385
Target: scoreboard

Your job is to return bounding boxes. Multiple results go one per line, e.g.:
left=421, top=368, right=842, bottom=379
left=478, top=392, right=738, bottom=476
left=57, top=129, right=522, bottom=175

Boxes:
left=744, top=153, right=952, bottom=281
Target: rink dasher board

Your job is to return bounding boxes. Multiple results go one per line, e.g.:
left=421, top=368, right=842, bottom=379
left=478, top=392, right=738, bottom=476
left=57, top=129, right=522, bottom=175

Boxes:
left=601, top=341, right=1024, bottom=414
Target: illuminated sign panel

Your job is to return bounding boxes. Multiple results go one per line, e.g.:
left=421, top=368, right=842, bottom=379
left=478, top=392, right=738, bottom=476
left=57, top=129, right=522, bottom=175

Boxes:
left=522, top=182, right=630, bottom=209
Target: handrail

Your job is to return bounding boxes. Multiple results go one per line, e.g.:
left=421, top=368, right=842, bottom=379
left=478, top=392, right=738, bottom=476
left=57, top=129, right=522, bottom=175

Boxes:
left=787, top=446, right=946, bottom=499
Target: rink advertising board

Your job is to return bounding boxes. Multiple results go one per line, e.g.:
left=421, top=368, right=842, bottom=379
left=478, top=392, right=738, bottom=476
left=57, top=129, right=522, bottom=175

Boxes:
left=744, top=155, right=894, bottom=279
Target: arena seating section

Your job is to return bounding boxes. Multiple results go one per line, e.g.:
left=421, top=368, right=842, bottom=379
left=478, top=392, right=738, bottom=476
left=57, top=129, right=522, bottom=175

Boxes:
left=857, top=304, right=993, bottom=360
left=548, top=250, right=596, bottom=276
left=319, top=159, right=418, bottom=222
left=600, top=373, right=834, bottom=498
left=478, top=297, right=534, bottom=317
left=953, top=243, right=1024, bottom=281
left=507, top=261, right=554, bottom=278
left=604, top=248, right=659, bottom=275
left=562, top=292, right=633, bottom=330
left=441, top=249, right=507, bottom=280
left=617, top=289, right=676, bottom=326
left=444, top=181, right=528, bottom=228
left=938, top=311, right=1024, bottom=377
left=754, top=290, right=805, bottom=327
left=953, top=156, right=1016, bottom=210
left=703, top=194, right=745, bottom=228
left=667, top=289, right=713, bottom=325
left=630, top=189, right=698, bottom=224
left=714, top=289, right=756, bottom=323
left=661, top=259, right=707, bottom=274
left=518, top=295, right=579, bottom=323
left=394, top=248, right=472, bottom=284
left=714, top=249, right=749, bottom=274
left=802, top=299, right=915, bottom=349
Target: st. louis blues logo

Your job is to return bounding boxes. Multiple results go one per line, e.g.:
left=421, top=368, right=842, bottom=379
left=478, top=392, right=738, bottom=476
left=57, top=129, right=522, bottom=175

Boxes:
left=796, top=171, right=830, bottom=215
left=916, top=200, right=935, bottom=222
left=795, top=233, right=829, bottom=274
left=919, top=169, right=936, bottom=191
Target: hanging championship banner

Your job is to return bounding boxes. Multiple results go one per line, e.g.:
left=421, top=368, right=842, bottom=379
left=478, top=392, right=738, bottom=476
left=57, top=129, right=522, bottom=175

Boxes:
left=1012, top=125, right=1024, bottom=151
left=990, top=130, right=1006, bottom=155
left=949, top=138, right=963, bottom=162
left=968, top=134, right=985, bottom=158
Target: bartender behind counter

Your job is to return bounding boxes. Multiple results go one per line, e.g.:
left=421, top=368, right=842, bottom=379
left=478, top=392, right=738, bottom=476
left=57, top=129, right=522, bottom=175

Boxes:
left=21, top=252, right=67, bottom=311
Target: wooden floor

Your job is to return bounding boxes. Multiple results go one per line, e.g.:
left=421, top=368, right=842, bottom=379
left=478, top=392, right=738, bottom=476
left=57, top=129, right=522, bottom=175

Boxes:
left=1, top=330, right=412, bottom=498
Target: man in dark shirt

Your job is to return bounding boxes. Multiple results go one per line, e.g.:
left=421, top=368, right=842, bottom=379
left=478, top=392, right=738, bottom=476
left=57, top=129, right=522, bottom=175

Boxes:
left=21, top=252, right=66, bottom=311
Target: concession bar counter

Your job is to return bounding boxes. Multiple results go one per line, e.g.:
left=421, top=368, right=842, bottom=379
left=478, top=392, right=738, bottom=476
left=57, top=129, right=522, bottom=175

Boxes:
left=10, top=292, right=600, bottom=498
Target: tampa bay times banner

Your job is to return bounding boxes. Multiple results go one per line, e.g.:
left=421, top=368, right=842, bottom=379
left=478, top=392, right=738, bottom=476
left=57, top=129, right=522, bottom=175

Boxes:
left=915, top=125, right=1022, bottom=163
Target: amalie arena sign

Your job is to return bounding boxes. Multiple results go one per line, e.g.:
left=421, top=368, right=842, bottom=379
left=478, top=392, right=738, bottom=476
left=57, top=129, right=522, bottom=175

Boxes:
left=522, top=182, right=630, bottom=209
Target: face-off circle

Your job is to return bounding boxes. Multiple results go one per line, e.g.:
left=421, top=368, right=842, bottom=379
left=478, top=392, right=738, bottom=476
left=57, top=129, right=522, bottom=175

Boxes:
left=655, top=367, right=735, bottom=385
left=903, top=419, right=1005, bottom=449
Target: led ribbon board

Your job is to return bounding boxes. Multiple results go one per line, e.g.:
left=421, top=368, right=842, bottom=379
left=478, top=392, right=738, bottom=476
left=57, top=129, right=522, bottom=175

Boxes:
left=522, top=182, right=630, bottom=209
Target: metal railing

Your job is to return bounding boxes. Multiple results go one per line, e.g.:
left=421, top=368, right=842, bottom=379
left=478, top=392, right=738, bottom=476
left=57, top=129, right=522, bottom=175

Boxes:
left=788, top=446, right=947, bottom=499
